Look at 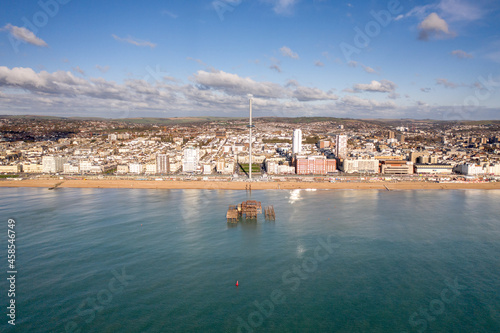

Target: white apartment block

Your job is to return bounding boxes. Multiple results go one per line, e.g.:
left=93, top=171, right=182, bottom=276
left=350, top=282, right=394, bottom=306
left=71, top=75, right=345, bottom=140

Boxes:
left=42, top=156, right=66, bottom=173
left=79, top=161, right=92, bottom=173
left=0, top=165, right=21, bottom=173
left=183, top=147, right=199, bottom=173
left=454, top=163, right=500, bottom=176
left=335, top=135, right=348, bottom=159
left=156, top=154, right=169, bottom=174
left=117, top=165, right=129, bottom=174
left=145, top=164, right=157, bottom=174
left=202, top=164, right=212, bottom=175
left=23, top=164, right=43, bottom=173
left=129, top=163, right=143, bottom=174
left=63, top=163, right=79, bottom=174
left=342, top=158, right=379, bottom=173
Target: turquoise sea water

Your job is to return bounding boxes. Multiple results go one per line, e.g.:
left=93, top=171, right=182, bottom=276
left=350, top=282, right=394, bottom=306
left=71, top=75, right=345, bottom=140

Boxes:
left=1, top=188, right=499, bottom=332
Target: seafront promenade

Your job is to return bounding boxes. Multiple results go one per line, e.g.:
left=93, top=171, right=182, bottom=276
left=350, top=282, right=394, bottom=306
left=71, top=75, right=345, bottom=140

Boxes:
left=1, top=178, right=499, bottom=190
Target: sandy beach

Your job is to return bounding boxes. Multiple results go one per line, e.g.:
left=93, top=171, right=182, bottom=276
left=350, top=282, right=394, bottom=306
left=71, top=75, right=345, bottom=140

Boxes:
left=1, top=179, right=499, bottom=190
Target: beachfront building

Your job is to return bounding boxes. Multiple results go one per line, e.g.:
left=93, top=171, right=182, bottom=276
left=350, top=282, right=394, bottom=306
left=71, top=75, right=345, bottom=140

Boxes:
left=145, top=164, right=157, bottom=174
left=454, top=163, right=500, bottom=176
left=295, top=156, right=337, bottom=175
left=129, top=163, right=143, bottom=174
left=117, top=165, right=129, bottom=174
left=487, top=164, right=500, bottom=175
left=380, top=160, right=414, bottom=175
left=292, top=129, right=302, bottom=154
left=341, top=158, right=379, bottom=173
left=454, top=163, right=484, bottom=176
left=335, top=135, right=348, bottom=159
left=156, top=154, right=169, bottom=174
left=42, top=156, right=66, bottom=173
left=266, top=159, right=295, bottom=175
left=0, top=165, right=21, bottom=173
left=183, top=147, right=199, bottom=173
left=216, top=158, right=235, bottom=174
left=414, top=164, right=453, bottom=174
left=23, top=163, right=43, bottom=173
left=79, top=161, right=92, bottom=173
left=202, top=164, right=212, bottom=175
left=63, top=163, right=79, bottom=174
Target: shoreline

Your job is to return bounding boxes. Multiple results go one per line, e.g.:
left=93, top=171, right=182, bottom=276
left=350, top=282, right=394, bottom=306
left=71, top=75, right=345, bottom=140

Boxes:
left=1, top=179, right=499, bottom=190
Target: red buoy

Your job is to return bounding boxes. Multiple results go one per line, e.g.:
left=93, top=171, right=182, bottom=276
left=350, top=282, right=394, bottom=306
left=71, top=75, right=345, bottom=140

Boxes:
left=236, top=280, right=239, bottom=287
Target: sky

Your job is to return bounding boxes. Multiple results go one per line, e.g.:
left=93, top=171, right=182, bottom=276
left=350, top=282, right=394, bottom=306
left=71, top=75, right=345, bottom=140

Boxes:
left=0, top=0, right=499, bottom=120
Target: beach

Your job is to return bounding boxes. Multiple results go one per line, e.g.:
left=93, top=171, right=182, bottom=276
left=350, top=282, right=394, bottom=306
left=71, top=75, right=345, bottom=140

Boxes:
left=1, top=179, right=499, bottom=190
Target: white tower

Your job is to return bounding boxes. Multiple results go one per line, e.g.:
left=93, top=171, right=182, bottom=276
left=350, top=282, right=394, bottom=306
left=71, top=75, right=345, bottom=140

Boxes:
left=335, top=135, right=347, bottom=159
left=292, top=129, right=302, bottom=154
left=248, top=95, right=254, bottom=180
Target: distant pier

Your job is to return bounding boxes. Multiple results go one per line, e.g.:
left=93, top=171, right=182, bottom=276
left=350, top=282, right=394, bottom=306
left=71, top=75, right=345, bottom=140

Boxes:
left=226, top=200, right=275, bottom=223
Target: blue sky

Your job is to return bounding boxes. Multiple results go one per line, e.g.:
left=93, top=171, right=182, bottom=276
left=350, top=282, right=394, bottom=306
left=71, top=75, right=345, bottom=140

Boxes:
left=0, top=0, right=499, bottom=119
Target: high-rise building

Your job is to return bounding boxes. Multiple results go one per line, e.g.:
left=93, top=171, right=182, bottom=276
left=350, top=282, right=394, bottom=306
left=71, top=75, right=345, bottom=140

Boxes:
left=156, top=154, right=169, bottom=174
left=183, top=147, right=199, bottom=173
left=335, top=135, right=347, bottom=159
left=42, top=156, right=66, bottom=173
left=292, top=129, right=302, bottom=154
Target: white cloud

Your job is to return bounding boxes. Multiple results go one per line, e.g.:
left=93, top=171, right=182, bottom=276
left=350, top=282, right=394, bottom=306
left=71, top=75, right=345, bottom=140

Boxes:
left=451, top=49, right=473, bottom=59
left=436, top=78, right=460, bottom=88
left=72, top=66, right=85, bottom=75
left=353, top=80, right=396, bottom=93
left=292, top=86, right=338, bottom=101
left=161, top=10, right=178, bottom=19
left=265, top=0, right=299, bottom=15
left=418, top=12, right=454, bottom=40
left=0, top=66, right=345, bottom=118
left=395, top=4, right=434, bottom=21
left=270, top=64, right=282, bottom=73
left=6, top=66, right=496, bottom=119
left=1, top=24, right=48, bottom=47
left=397, top=0, right=483, bottom=22
left=388, top=92, right=400, bottom=99
left=347, top=60, right=358, bottom=67
left=192, top=69, right=337, bottom=102
left=362, top=65, right=377, bottom=74
left=186, top=57, right=207, bottom=67
left=437, top=0, right=483, bottom=22
left=314, top=60, right=325, bottom=67
left=192, top=70, right=287, bottom=98
left=111, top=34, right=156, bottom=48
left=95, top=65, right=110, bottom=73
left=341, top=95, right=396, bottom=108
left=280, top=46, right=299, bottom=59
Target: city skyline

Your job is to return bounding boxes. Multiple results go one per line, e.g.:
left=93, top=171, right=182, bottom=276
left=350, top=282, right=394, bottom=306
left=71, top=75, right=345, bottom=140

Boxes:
left=1, top=0, right=499, bottom=119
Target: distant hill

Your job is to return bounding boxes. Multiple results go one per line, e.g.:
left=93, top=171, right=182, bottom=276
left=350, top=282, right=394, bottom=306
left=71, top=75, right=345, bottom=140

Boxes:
left=1, top=115, right=499, bottom=126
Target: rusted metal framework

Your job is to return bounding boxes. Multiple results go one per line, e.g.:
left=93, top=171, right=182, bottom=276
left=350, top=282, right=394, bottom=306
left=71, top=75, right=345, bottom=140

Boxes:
left=226, top=205, right=239, bottom=223
left=227, top=200, right=274, bottom=223
left=264, top=205, right=275, bottom=220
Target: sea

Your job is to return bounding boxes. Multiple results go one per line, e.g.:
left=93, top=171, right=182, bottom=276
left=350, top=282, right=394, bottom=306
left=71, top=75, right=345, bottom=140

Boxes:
left=1, top=188, right=499, bottom=333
